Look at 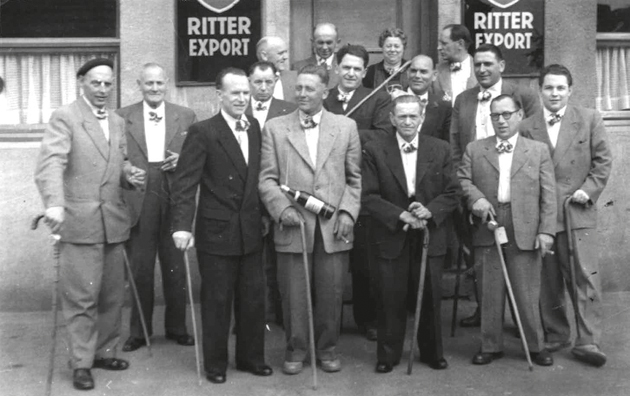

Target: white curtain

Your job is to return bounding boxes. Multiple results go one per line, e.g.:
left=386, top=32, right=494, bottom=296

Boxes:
left=0, top=52, right=117, bottom=125
left=596, top=46, right=630, bottom=111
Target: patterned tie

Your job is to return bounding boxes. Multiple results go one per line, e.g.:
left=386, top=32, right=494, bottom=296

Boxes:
left=402, top=142, right=417, bottom=153
left=300, top=115, right=318, bottom=129
left=255, top=101, right=267, bottom=111
left=235, top=118, right=250, bottom=132
left=496, top=140, right=514, bottom=154
left=95, top=108, right=107, bottom=120
left=477, top=90, right=492, bottom=102
left=148, top=111, right=162, bottom=122
left=450, top=62, right=462, bottom=72
left=337, top=91, right=350, bottom=103
left=548, top=113, right=562, bottom=126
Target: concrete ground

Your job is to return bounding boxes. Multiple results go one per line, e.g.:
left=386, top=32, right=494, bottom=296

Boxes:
left=1, top=294, right=629, bottom=396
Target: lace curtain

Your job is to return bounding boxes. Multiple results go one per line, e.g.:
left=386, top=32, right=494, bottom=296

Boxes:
left=596, top=45, right=630, bottom=111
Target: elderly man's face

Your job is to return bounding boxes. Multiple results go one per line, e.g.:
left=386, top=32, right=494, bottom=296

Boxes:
left=313, top=25, right=339, bottom=60
left=81, top=65, right=114, bottom=109
left=390, top=101, right=422, bottom=142
left=138, top=66, right=167, bottom=108
left=265, top=40, right=289, bottom=72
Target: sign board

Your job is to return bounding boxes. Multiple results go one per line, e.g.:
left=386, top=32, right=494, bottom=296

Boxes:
left=464, top=0, right=544, bottom=76
left=176, top=0, right=261, bottom=85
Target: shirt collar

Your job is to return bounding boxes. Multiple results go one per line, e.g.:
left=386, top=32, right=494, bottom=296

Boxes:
left=143, top=101, right=165, bottom=117
left=496, top=132, right=519, bottom=147
left=543, top=105, right=567, bottom=118
left=482, top=79, right=502, bottom=95
left=221, top=108, right=248, bottom=131
left=251, top=97, right=272, bottom=109
left=406, top=87, right=428, bottom=101
left=316, top=55, right=334, bottom=67
left=299, top=109, right=323, bottom=124
left=396, top=132, right=418, bottom=150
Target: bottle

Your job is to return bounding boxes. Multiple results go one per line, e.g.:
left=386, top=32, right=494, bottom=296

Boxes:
left=280, top=185, right=336, bottom=219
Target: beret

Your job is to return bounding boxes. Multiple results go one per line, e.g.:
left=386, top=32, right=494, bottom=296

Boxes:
left=76, top=58, right=114, bottom=78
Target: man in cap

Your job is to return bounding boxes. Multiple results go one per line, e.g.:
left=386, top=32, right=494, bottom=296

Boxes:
left=34, top=58, right=146, bottom=390
left=293, top=22, right=341, bottom=88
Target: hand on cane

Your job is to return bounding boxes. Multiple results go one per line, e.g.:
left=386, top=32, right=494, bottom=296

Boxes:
left=535, top=233, right=555, bottom=257
left=471, top=198, right=496, bottom=223
left=44, top=206, right=64, bottom=234
left=173, top=231, right=195, bottom=250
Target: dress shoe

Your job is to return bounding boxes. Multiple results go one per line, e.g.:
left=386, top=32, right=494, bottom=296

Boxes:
left=73, top=369, right=95, bottom=390
left=92, top=357, right=129, bottom=371
left=236, top=362, right=273, bottom=376
left=530, top=350, right=554, bottom=366
left=366, top=327, right=378, bottom=342
left=318, top=358, right=342, bottom=373
left=420, top=356, right=448, bottom=370
left=571, top=344, right=607, bottom=367
left=545, top=341, right=571, bottom=353
left=122, top=336, right=147, bottom=352
left=472, top=351, right=504, bottom=365
left=460, top=308, right=481, bottom=327
left=282, top=361, right=303, bottom=375
left=375, top=362, right=393, bottom=373
left=206, top=372, right=226, bottom=384
left=165, top=332, right=195, bottom=346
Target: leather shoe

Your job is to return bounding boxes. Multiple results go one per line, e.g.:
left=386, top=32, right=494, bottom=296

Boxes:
left=206, top=372, right=226, bottom=384
left=318, top=358, right=341, bottom=373
left=282, top=361, right=303, bottom=375
left=73, top=369, right=94, bottom=390
left=530, top=350, right=553, bottom=366
left=366, top=327, right=378, bottom=342
left=122, top=336, right=146, bottom=352
left=420, top=356, right=448, bottom=370
left=92, top=357, right=129, bottom=371
left=571, top=344, right=607, bottom=367
left=460, top=308, right=481, bottom=327
left=165, top=332, right=195, bottom=346
left=375, top=362, right=393, bottom=373
left=545, top=341, right=571, bottom=352
left=236, top=362, right=273, bottom=376
left=472, top=351, right=504, bottom=365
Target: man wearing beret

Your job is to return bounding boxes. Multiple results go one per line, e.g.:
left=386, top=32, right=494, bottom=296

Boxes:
left=34, top=58, right=146, bottom=390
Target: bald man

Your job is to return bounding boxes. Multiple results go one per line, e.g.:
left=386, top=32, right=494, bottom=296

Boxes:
left=292, top=23, right=341, bottom=88
left=256, top=36, right=297, bottom=102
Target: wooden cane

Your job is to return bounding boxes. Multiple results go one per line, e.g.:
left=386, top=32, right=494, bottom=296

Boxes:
left=183, top=250, right=203, bottom=386
left=299, top=221, right=318, bottom=390
left=487, top=213, right=534, bottom=371
left=563, top=197, right=582, bottom=340
left=407, top=228, right=429, bottom=375
left=450, top=246, right=464, bottom=337
left=122, top=250, right=152, bottom=356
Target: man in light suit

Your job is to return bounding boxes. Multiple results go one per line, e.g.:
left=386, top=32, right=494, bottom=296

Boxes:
left=362, top=95, right=461, bottom=373
left=434, top=24, right=477, bottom=105
left=520, top=64, right=613, bottom=367
left=292, top=22, right=341, bottom=89
left=171, top=68, right=273, bottom=384
left=451, top=44, right=541, bottom=327
left=256, top=36, right=297, bottom=102
left=116, top=63, right=197, bottom=352
left=34, top=58, right=145, bottom=390
left=458, top=94, right=556, bottom=367
left=259, top=65, right=361, bottom=375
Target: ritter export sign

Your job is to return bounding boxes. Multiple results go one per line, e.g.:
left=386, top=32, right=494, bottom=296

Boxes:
left=464, top=0, right=544, bottom=76
left=176, top=0, right=261, bottom=85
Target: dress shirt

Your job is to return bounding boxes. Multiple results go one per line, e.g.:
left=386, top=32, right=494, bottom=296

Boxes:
left=317, top=55, right=334, bottom=70
left=251, top=98, right=271, bottom=127
left=82, top=96, right=109, bottom=142
left=299, top=110, right=322, bottom=166
left=273, top=72, right=285, bottom=100
left=221, top=109, right=249, bottom=165
left=396, top=132, right=418, bottom=197
left=337, top=88, right=356, bottom=111
left=543, top=106, right=566, bottom=148
left=450, top=54, right=472, bottom=105
left=497, top=133, right=518, bottom=203
left=143, top=101, right=166, bottom=162
left=475, top=79, right=503, bottom=141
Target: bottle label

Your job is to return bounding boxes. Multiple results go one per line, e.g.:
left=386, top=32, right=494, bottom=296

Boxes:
left=304, top=196, right=325, bottom=214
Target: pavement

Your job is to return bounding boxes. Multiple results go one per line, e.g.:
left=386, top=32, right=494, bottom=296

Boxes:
left=1, top=294, right=630, bottom=396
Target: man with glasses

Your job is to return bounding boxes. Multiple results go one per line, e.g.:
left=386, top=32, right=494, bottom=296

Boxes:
left=457, top=94, right=556, bottom=367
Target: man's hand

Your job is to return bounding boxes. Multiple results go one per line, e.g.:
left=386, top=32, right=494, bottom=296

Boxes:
left=279, top=207, right=303, bottom=228
left=172, top=231, right=194, bottom=251
left=333, top=212, right=354, bottom=243
left=161, top=150, right=179, bottom=172
left=44, top=206, right=64, bottom=234
left=571, top=189, right=590, bottom=205
left=400, top=211, right=426, bottom=230
left=261, top=216, right=271, bottom=237
left=408, top=201, right=432, bottom=220
left=471, top=198, right=495, bottom=223
left=126, top=166, right=146, bottom=189
left=535, top=233, right=555, bottom=257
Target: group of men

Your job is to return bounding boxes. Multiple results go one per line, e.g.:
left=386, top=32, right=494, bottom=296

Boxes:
left=34, top=22, right=611, bottom=391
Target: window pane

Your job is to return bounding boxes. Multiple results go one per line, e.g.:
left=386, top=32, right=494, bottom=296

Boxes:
left=598, top=1, right=630, bottom=32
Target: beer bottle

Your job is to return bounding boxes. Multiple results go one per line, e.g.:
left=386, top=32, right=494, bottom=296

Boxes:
left=280, top=185, right=336, bottom=219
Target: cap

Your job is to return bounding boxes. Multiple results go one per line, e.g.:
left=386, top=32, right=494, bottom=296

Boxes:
left=76, top=58, right=114, bottom=78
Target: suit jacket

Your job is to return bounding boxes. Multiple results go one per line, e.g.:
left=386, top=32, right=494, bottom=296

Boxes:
left=457, top=136, right=557, bottom=249
left=450, top=80, right=541, bottom=167
left=245, top=97, right=297, bottom=126
left=170, top=113, right=264, bottom=256
left=35, top=98, right=131, bottom=244
left=432, top=57, right=478, bottom=102
left=420, top=92, right=452, bottom=142
left=292, top=55, right=339, bottom=88
left=116, top=101, right=197, bottom=226
left=519, top=105, right=612, bottom=231
left=259, top=108, right=362, bottom=254
left=363, top=60, right=409, bottom=92
left=362, top=134, right=461, bottom=259
left=324, top=85, right=391, bottom=147
left=279, top=70, right=298, bottom=103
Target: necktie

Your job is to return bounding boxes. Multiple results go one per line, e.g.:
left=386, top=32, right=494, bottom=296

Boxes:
left=402, top=142, right=417, bottom=153
left=255, top=101, right=267, bottom=111
left=235, top=118, right=250, bottom=132
left=450, top=62, right=462, bottom=72
left=477, top=90, right=492, bottom=102
left=300, top=116, right=318, bottom=129
left=337, top=91, right=350, bottom=103
left=548, top=113, right=562, bottom=126
left=149, top=111, right=162, bottom=122
left=496, top=140, right=514, bottom=154
left=318, top=58, right=331, bottom=70
left=95, top=108, right=107, bottom=120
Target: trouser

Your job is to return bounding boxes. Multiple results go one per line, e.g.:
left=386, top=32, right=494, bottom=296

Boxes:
left=350, top=214, right=378, bottom=330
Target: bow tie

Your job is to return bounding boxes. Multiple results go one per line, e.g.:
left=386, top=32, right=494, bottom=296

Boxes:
left=477, top=90, right=492, bottom=102
left=95, top=108, right=107, bottom=120
left=300, top=116, right=318, bottom=129
left=419, top=97, right=428, bottom=106
left=148, top=111, right=162, bottom=122
left=255, top=101, right=268, bottom=111
left=496, top=140, right=514, bottom=154
left=337, top=91, right=351, bottom=103
left=402, top=142, right=417, bottom=153
left=548, top=113, right=562, bottom=126
left=235, top=118, right=250, bottom=132
left=450, top=62, right=462, bottom=72
left=385, top=66, right=397, bottom=75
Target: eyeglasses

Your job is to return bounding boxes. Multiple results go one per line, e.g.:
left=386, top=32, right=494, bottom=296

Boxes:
left=489, top=109, right=520, bottom=121
left=89, top=80, right=113, bottom=89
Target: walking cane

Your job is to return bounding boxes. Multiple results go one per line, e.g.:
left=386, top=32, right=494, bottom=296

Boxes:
left=31, top=214, right=60, bottom=396
left=563, top=197, right=581, bottom=340
left=487, top=213, right=534, bottom=371
left=299, top=220, right=318, bottom=390
left=121, top=250, right=152, bottom=356
left=407, top=228, right=429, bottom=375
left=450, top=246, right=464, bottom=337
left=183, top=250, right=203, bottom=386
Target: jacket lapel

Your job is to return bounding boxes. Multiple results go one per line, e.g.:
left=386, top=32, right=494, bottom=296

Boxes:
left=127, top=103, right=148, bottom=159
left=344, top=86, right=368, bottom=115
left=78, top=99, right=110, bottom=160
left=314, top=109, right=339, bottom=177
left=164, top=102, right=180, bottom=150
left=419, top=96, right=439, bottom=136
left=216, top=115, right=248, bottom=181
left=244, top=121, right=261, bottom=192
left=481, top=138, right=500, bottom=172
left=414, top=136, right=432, bottom=193
left=552, top=106, right=580, bottom=167
left=384, top=135, right=408, bottom=196
left=286, top=113, right=316, bottom=171
left=324, top=87, right=345, bottom=114
left=510, top=136, right=529, bottom=176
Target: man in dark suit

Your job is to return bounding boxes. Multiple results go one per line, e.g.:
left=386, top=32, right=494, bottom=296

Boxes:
left=458, top=94, right=556, bottom=367
left=292, top=22, right=341, bottom=89
left=34, top=58, right=145, bottom=390
left=451, top=44, right=541, bottom=327
left=323, top=44, right=390, bottom=341
left=434, top=24, right=477, bottom=105
left=256, top=36, right=297, bottom=102
left=116, top=63, right=197, bottom=352
left=362, top=95, right=461, bottom=373
left=170, top=68, right=273, bottom=384
left=520, top=64, right=613, bottom=367
left=259, top=65, right=362, bottom=375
